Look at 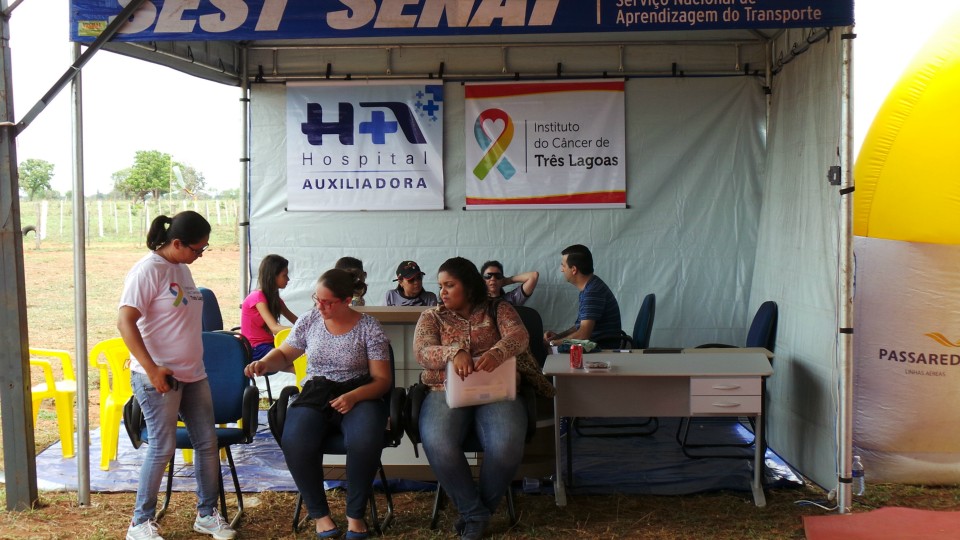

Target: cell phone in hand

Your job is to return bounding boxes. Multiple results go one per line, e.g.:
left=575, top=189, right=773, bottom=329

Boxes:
left=165, top=374, right=180, bottom=391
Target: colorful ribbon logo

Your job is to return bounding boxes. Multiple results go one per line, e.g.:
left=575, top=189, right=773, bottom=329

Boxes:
left=168, top=283, right=188, bottom=307
left=473, top=108, right=516, bottom=180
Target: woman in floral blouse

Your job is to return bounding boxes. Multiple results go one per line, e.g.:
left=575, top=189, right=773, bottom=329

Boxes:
left=414, top=256, right=529, bottom=540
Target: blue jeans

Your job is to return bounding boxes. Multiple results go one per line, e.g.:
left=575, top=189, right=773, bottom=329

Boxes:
left=281, top=400, right=386, bottom=520
left=419, top=392, right=527, bottom=525
left=131, top=371, right=220, bottom=525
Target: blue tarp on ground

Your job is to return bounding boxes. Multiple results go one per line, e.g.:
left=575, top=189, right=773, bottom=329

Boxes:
left=29, top=412, right=801, bottom=495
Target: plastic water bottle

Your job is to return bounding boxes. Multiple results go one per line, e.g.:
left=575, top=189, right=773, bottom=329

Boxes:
left=852, top=455, right=865, bottom=496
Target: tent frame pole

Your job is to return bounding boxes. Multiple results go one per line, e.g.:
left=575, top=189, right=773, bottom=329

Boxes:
left=240, top=47, right=250, bottom=299
left=837, top=25, right=855, bottom=514
left=70, top=41, right=91, bottom=506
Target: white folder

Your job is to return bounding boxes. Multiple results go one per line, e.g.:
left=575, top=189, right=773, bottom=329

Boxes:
left=444, top=356, right=516, bottom=408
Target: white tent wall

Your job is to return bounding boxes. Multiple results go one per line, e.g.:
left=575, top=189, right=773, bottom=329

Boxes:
left=248, top=74, right=765, bottom=348
left=750, top=30, right=842, bottom=490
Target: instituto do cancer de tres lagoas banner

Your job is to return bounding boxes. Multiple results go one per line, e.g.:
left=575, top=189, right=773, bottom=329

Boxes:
left=286, top=81, right=444, bottom=211
left=465, top=80, right=626, bottom=209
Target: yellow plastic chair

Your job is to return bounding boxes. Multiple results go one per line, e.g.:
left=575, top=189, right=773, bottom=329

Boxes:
left=92, top=337, right=197, bottom=468
left=90, top=337, right=132, bottom=470
left=29, top=348, right=78, bottom=459
left=274, top=328, right=307, bottom=389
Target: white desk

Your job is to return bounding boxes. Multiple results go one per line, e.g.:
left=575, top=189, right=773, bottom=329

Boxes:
left=543, top=350, right=773, bottom=507
left=354, top=306, right=428, bottom=388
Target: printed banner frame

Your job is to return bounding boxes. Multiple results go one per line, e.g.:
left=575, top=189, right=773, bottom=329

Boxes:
left=70, top=1, right=855, bottom=43
left=285, top=81, right=444, bottom=212
left=464, top=80, right=626, bottom=210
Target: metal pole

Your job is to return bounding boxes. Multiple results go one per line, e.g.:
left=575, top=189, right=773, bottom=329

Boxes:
left=14, top=0, right=149, bottom=136
left=71, top=41, right=91, bottom=506
left=837, top=26, right=856, bottom=514
left=0, top=0, right=37, bottom=510
left=239, top=47, right=250, bottom=298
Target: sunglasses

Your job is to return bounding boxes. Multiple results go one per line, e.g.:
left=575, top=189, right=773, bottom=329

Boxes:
left=402, top=275, right=423, bottom=282
left=311, top=293, right=343, bottom=308
left=483, top=273, right=503, bottom=280
left=186, top=243, right=209, bottom=256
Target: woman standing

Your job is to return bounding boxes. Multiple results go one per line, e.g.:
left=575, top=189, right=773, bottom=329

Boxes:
left=241, top=254, right=298, bottom=360
left=245, top=269, right=391, bottom=539
left=118, top=211, right=234, bottom=540
left=414, top=257, right=530, bottom=540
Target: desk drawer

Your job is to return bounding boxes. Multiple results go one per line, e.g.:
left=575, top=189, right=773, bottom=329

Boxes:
left=690, top=377, right=761, bottom=396
left=690, top=395, right=762, bottom=415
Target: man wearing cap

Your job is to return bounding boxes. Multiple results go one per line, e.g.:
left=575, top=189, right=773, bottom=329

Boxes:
left=543, top=244, right=622, bottom=349
left=385, top=260, right=439, bottom=306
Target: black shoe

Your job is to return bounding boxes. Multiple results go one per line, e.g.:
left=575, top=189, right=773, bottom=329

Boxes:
left=461, top=520, right=488, bottom=540
left=454, top=518, right=466, bottom=536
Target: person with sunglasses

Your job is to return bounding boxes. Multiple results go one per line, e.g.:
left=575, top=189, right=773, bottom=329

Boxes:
left=245, top=269, right=390, bottom=540
left=118, top=211, right=235, bottom=540
left=479, top=261, right=539, bottom=307
left=384, top=260, right=438, bottom=306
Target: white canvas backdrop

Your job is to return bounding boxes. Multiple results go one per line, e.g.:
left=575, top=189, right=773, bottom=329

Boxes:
left=749, top=31, right=842, bottom=489
left=249, top=76, right=764, bottom=350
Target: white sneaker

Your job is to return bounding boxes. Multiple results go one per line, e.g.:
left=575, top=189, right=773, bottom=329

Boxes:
left=127, top=519, right=164, bottom=540
left=193, top=508, right=237, bottom=540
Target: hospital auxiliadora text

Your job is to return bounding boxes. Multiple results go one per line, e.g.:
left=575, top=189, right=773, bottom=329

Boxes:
left=299, top=153, right=430, bottom=190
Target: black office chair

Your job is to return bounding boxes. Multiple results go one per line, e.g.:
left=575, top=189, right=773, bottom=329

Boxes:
left=513, top=305, right=548, bottom=368
left=267, top=345, right=406, bottom=534
left=676, top=300, right=778, bottom=458
left=574, top=293, right=658, bottom=438
left=124, top=331, right=258, bottom=528
left=403, top=382, right=537, bottom=529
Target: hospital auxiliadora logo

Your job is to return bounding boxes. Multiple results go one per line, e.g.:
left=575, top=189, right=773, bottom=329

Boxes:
left=300, top=85, right=442, bottom=147
left=296, top=84, right=442, bottom=192
left=878, top=332, right=960, bottom=375
left=472, top=108, right=516, bottom=181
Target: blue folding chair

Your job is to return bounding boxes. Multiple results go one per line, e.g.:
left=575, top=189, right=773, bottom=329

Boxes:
left=125, top=331, right=258, bottom=528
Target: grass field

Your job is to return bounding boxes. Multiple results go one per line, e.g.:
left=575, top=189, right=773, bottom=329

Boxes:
left=3, top=240, right=960, bottom=539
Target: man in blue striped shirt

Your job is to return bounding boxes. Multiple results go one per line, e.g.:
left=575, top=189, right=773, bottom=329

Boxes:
left=544, top=244, right=622, bottom=349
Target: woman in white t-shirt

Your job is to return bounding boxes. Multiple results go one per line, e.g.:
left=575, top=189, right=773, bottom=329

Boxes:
left=118, top=211, right=234, bottom=540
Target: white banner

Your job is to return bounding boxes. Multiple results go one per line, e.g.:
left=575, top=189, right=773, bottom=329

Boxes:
left=464, top=80, right=626, bottom=209
left=286, top=81, right=444, bottom=211
left=854, top=236, right=960, bottom=483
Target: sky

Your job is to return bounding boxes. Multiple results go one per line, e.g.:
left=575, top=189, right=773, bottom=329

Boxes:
left=8, top=2, right=960, bottom=196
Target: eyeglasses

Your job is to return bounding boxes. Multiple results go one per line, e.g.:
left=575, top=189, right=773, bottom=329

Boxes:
left=311, top=293, right=343, bottom=308
left=482, top=273, right=503, bottom=280
left=186, top=243, right=209, bottom=256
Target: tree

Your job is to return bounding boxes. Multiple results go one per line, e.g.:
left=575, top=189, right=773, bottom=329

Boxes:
left=112, top=150, right=173, bottom=202
left=19, top=158, right=54, bottom=199
left=175, top=162, right=206, bottom=197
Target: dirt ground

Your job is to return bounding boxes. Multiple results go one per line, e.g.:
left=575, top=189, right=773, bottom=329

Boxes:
left=5, top=241, right=960, bottom=539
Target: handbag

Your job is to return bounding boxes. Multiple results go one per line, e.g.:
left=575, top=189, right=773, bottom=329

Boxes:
left=122, top=395, right=144, bottom=449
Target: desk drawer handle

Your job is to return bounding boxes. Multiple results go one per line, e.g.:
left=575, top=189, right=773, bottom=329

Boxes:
left=712, top=384, right=742, bottom=391
left=712, top=402, right=742, bottom=408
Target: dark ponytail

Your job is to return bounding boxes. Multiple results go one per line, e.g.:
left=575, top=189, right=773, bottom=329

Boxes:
left=146, top=211, right=211, bottom=251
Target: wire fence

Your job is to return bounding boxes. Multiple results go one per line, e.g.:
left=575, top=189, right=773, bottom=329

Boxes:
left=19, top=198, right=241, bottom=247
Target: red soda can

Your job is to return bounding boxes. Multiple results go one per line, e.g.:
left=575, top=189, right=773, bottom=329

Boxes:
left=569, top=344, right=583, bottom=369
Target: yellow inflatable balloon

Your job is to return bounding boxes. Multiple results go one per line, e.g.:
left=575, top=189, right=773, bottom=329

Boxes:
left=854, top=12, right=960, bottom=243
